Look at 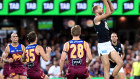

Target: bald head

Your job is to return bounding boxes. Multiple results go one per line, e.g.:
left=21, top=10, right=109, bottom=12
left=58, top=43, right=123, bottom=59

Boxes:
left=11, top=33, right=17, bottom=37
left=10, top=33, right=19, bottom=43
left=92, top=5, right=103, bottom=15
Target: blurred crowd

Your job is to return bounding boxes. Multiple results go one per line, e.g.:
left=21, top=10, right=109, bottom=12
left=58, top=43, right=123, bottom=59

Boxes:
left=0, top=30, right=140, bottom=79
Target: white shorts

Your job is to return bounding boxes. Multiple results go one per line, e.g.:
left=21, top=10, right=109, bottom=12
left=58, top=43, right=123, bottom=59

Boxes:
left=97, top=41, right=116, bottom=56
left=110, top=67, right=124, bottom=74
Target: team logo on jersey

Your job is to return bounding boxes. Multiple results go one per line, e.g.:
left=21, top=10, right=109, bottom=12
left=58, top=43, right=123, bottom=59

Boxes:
left=11, top=50, right=15, bottom=53
left=23, top=72, right=27, bottom=76
left=17, top=50, right=22, bottom=52
left=10, top=73, right=15, bottom=77
left=69, top=41, right=73, bottom=43
left=105, top=21, right=109, bottom=30
left=119, top=48, right=121, bottom=51
left=102, top=50, right=107, bottom=54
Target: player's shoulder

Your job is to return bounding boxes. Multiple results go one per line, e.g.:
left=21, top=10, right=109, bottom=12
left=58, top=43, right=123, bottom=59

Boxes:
left=84, top=41, right=89, bottom=45
left=21, top=44, right=25, bottom=48
left=36, top=45, right=42, bottom=48
left=5, top=43, right=10, bottom=49
left=120, top=43, right=124, bottom=47
left=64, top=41, right=69, bottom=46
left=36, top=45, right=44, bottom=50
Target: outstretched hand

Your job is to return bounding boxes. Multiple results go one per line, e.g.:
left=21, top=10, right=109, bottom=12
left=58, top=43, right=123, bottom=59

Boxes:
left=46, top=47, right=52, bottom=53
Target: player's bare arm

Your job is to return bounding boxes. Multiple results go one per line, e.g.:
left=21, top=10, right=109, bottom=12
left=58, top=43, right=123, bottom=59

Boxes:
left=85, top=42, right=92, bottom=66
left=36, top=45, right=51, bottom=62
left=3, top=45, right=13, bottom=63
left=60, top=42, right=68, bottom=76
left=94, top=0, right=112, bottom=24
left=21, top=44, right=26, bottom=62
left=121, top=44, right=125, bottom=60
left=107, top=0, right=115, bottom=13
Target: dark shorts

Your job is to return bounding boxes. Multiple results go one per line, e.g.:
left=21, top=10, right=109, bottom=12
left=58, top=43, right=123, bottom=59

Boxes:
left=66, top=67, right=89, bottom=79
left=134, top=76, right=140, bottom=79
left=3, top=68, right=16, bottom=78
left=27, top=70, right=45, bottom=79
left=12, top=66, right=27, bottom=76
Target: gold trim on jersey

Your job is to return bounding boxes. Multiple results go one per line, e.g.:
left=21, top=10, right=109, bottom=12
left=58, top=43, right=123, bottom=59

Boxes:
left=67, top=42, right=69, bottom=52
left=84, top=41, right=87, bottom=51
left=35, top=45, right=39, bottom=56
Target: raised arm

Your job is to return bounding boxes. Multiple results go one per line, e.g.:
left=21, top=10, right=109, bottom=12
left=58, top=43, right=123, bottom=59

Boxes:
left=107, top=0, right=115, bottom=13
left=60, top=42, right=68, bottom=76
left=121, top=44, right=125, bottom=60
left=94, top=0, right=112, bottom=23
left=37, top=45, right=51, bottom=62
left=85, top=42, right=92, bottom=66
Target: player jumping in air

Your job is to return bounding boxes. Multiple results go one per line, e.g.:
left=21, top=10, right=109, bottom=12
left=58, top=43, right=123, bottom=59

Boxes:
left=92, top=0, right=123, bottom=79
left=3, top=33, right=27, bottom=79
left=23, top=31, right=51, bottom=79
left=110, top=33, right=125, bottom=79
left=60, top=25, right=92, bottom=79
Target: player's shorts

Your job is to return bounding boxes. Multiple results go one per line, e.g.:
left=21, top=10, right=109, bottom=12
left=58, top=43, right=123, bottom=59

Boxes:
left=27, top=69, right=45, bottom=79
left=110, top=67, right=124, bottom=75
left=66, top=67, right=89, bottom=79
left=12, top=66, right=27, bottom=76
left=3, top=68, right=16, bottom=78
left=98, top=41, right=116, bottom=56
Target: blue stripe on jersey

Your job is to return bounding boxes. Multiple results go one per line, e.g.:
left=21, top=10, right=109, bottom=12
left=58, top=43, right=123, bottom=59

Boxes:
left=69, top=40, right=84, bottom=44
left=25, top=44, right=37, bottom=50
left=9, top=44, right=23, bottom=53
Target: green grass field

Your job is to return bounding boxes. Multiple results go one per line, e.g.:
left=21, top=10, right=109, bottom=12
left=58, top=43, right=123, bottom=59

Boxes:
left=27, top=77, right=134, bottom=79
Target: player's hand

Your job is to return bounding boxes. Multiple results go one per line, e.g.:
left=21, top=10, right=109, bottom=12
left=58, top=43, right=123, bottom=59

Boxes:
left=58, top=72, right=63, bottom=77
left=0, top=57, right=2, bottom=63
left=46, top=47, right=52, bottom=53
left=8, top=58, right=13, bottom=63
left=86, top=63, right=89, bottom=67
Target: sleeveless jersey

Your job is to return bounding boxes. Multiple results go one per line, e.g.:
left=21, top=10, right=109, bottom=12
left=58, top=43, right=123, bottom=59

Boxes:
left=9, top=44, right=24, bottom=67
left=25, top=44, right=40, bottom=72
left=67, top=40, right=87, bottom=68
left=110, top=43, right=123, bottom=68
left=94, top=19, right=110, bottom=43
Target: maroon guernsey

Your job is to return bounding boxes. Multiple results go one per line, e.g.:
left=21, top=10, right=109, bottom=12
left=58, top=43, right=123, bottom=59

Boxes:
left=66, top=40, right=89, bottom=79
left=25, top=44, right=45, bottom=79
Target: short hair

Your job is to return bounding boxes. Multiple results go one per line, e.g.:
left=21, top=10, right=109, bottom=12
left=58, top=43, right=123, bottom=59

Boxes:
left=111, top=32, right=117, bottom=35
left=71, top=25, right=81, bottom=36
left=11, top=33, right=18, bottom=37
left=92, top=5, right=98, bottom=13
left=27, top=31, right=37, bottom=43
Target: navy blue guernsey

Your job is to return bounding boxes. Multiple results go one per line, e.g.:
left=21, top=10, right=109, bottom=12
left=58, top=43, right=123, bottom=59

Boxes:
left=110, top=43, right=123, bottom=68
left=93, top=19, right=110, bottom=43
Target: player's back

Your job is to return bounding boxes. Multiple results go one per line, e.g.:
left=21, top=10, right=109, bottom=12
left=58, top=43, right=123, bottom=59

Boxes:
left=66, top=40, right=89, bottom=79
left=67, top=40, right=87, bottom=68
left=25, top=44, right=41, bottom=72
left=9, top=44, right=24, bottom=67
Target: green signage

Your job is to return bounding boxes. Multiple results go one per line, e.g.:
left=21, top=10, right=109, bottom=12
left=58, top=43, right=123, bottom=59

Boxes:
left=0, top=0, right=139, bottom=15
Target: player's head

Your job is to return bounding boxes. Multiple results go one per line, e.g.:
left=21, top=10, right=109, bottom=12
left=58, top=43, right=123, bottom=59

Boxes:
left=92, top=5, right=103, bottom=15
left=53, top=58, right=59, bottom=66
left=111, top=32, right=118, bottom=43
left=10, top=33, right=19, bottom=43
left=27, top=31, right=37, bottom=43
left=71, top=25, right=81, bottom=37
